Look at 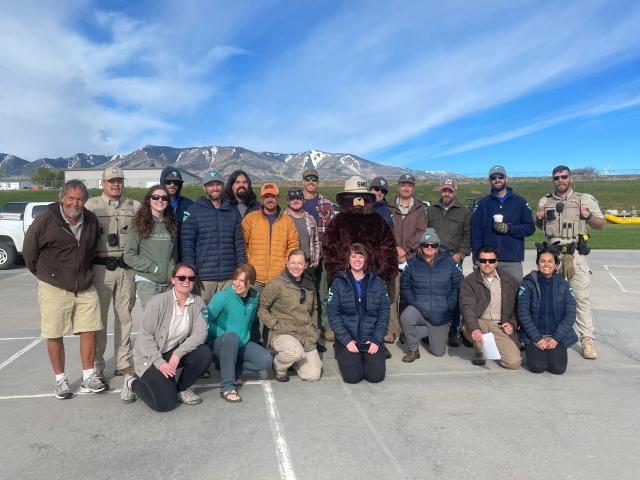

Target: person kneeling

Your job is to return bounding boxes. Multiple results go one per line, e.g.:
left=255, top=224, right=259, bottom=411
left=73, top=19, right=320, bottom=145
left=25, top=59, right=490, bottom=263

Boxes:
left=207, top=264, right=272, bottom=403
left=259, top=250, right=321, bottom=382
left=517, top=244, right=577, bottom=375
left=329, top=244, right=389, bottom=384
left=120, top=263, right=212, bottom=411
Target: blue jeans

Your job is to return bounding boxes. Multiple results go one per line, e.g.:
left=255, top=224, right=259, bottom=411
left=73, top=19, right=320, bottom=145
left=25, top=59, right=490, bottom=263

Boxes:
left=209, top=332, right=272, bottom=392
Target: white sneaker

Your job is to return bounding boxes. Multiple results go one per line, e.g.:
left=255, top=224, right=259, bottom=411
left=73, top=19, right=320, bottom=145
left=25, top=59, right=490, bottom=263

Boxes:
left=79, top=372, right=107, bottom=393
left=54, top=378, right=74, bottom=399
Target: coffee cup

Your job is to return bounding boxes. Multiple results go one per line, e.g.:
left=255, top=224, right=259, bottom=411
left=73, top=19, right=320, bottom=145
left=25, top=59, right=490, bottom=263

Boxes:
left=493, top=214, right=504, bottom=223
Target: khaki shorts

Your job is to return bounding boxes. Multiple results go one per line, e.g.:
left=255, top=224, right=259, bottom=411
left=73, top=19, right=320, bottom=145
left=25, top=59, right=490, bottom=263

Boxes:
left=37, top=281, right=102, bottom=338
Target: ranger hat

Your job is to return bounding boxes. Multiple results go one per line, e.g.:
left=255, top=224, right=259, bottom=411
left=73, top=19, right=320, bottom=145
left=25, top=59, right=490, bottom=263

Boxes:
left=488, top=165, right=507, bottom=177
left=287, top=188, right=304, bottom=200
left=165, top=170, right=183, bottom=182
left=370, top=176, right=389, bottom=194
left=261, top=182, right=280, bottom=196
left=440, top=178, right=457, bottom=192
left=203, top=170, right=224, bottom=185
left=398, top=173, right=416, bottom=185
left=303, top=168, right=319, bottom=179
left=102, top=166, right=125, bottom=181
left=419, top=228, right=441, bottom=245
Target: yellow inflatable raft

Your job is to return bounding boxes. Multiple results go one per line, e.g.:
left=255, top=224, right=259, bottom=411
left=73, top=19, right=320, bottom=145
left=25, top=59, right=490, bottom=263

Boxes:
left=605, top=214, right=640, bottom=224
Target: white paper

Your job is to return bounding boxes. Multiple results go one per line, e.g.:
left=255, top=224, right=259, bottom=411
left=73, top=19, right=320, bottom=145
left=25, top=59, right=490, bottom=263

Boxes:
left=481, top=332, right=502, bottom=360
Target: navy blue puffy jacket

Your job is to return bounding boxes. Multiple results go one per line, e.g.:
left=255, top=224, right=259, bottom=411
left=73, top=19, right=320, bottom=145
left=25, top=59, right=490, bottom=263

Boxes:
left=328, top=271, right=390, bottom=347
left=517, top=271, right=578, bottom=347
left=373, top=201, right=393, bottom=227
left=180, top=197, right=247, bottom=281
left=400, top=251, right=463, bottom=326
left=470, top=187, right=535, bottom=262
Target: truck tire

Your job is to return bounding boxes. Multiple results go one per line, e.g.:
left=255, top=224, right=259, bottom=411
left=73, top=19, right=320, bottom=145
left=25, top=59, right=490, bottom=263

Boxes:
left=0, top=242, right=17, bottom=270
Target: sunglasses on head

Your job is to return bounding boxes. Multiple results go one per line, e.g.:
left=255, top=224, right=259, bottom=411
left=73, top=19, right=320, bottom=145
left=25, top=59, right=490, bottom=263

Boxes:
left=150, top=194, right=169, bottom=201
left=299, top=288, right=306, bottom=304
left=165, top=180, right=182, bottom=186
left=490, top=174, right=505, bottom=181
left=421, top=243, right=439, bottom=249
left=553, top=174, right=569, bottom=181
left=304, top=176, right=318, bottom=182
left=175, top=275, right=196, bottom=282
left=478, top=258, right=498, bottom=264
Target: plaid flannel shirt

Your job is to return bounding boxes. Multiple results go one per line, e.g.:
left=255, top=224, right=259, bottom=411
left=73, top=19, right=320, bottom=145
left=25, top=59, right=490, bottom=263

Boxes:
left=285, top=208, right=321, bottom=267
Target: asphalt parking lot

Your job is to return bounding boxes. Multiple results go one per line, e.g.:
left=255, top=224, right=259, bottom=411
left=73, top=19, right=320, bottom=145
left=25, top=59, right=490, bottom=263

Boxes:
left=1, top=250, right=639, bottom=480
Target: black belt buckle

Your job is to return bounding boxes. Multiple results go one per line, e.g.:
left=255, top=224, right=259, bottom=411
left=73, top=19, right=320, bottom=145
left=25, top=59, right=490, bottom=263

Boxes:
left=105, top=257, right=119, bottom=271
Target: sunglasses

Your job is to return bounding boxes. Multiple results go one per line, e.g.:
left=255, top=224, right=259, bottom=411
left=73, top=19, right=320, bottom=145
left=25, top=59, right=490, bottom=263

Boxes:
left=371, top=187, right=385, bottom=193
left=478, top=258, right=498, bottom=264
left=165, top=180, right=182, bottom=186
left=552, top=174, right=569, bottom=181
left=175, top=275, right=196, bottom=282
left=304, top=176, right=319, bottom=182
left=421, top=243, right=439, bottom=249
left=150, top=194, right=169, bottom=201
left=299, top=289, right=306, bottom=304
left=490, top=174, right=505, bottom=181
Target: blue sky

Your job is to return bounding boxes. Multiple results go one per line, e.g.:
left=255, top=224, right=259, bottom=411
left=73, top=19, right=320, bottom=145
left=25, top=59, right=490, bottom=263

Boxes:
left=1, top=0, right=640, bottom=176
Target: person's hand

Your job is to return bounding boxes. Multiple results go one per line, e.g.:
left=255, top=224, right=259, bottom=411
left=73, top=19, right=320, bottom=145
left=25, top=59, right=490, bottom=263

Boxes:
left=536, top=338, right=549, bottom=350
left=471, top=329, right=483, bottom=344
left=168, top=354, right=180, bottom=369
left=547, top=338, right=558, bottom=349
left=366, top=341, right=379, bottom=355
left=158, top=362, right=176, bottom=378
left=493, top=222, right=510, bottom=234
left=346, top=340, right=359, bottom=353
left=396, top=246, right=407, bottom=263
left=580, top=206, right=591, bottom=220
left=536, top=206, right=545, bottom=220
left=501, top=322, right=514, bottom=335
left=452, top=253, right=462, bottom=263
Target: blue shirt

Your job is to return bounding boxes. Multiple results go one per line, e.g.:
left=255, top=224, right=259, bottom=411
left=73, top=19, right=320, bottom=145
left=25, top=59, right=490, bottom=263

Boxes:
left=304, top=197, right=320, bottom=225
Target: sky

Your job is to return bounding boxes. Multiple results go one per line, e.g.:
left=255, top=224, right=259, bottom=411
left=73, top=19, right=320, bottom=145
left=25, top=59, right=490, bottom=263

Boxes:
left=1, top=0, right=640, bottom=176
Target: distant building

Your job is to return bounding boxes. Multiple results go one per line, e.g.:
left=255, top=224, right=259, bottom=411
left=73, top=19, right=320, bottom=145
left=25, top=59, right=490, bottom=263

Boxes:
left=0, top=179, right=33, bottom=190
left=64, top=167, right=201, bottom=188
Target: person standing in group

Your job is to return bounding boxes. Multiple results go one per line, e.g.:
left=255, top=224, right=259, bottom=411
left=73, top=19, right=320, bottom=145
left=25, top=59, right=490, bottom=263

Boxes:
left=535, top=165, right=604, bottom=360
left=400, top=229, right=463, bottom=362
left=23, top=180, right=106, bottom=399
left=159, top=167, right=193, bottom=260
left=301, top=168, right=336, bottom=343
left=285, top=187, right=320, bottom=270
left=426, top=178, right=472, bottom=346
left=259, top=250, right=321, bottom=382
left=223, top=169, right=261, bottom=218
left=120, top=263, right=212, bottom=410
left=85, top=166, right=140, bottom=384
left=181, top=170, right=247, bottom=304
left=517, top=244, right=577, bottom=374
left=459, top=245, right=521, bottom=369
left=328, top=244, right=390, bottom=384
left=123, top=185, right=177, bottom=308
left=390, top=173, right=429, bottom=265
left=471, top=166, right=535, bottom=282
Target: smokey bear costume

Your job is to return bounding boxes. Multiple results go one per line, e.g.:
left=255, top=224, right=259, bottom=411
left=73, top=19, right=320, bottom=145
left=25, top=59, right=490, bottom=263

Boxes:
left=323, top=176, right=398, bottom=284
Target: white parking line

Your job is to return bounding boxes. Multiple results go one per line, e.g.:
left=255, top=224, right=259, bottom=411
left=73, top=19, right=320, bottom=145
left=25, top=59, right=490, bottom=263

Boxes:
left=604, top=265, right=631, bottom=293
left=262, top=381, right=297, bottom=480
left=0, top=332, right=140, bottom=341
left=0, top=338, right=42, bottom=371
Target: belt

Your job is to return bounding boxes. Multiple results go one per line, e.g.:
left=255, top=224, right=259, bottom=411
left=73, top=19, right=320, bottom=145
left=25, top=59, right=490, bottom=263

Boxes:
left=93, top=257, right=129, bottom=269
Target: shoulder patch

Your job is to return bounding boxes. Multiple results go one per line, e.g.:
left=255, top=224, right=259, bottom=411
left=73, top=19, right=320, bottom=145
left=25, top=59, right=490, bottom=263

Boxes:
left=182, top=211, right=191, bottom=222
left=568, top=287, right=575, bottom=298
left=327, top=289, right=334, bottom=304
left=518, top=286, right=526, bottom=296
left=525, top=202, right=532, bottom=211
left=545, top=193, right=553, bottom=198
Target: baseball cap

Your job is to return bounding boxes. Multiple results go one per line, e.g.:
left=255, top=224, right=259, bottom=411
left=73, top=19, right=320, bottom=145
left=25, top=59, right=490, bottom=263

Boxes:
left=203, top=170, right=224, bottom=185
left=488, top=165, right=507, bottom=177
left=261, top=182, right=279, bottom=196
left=102, top=166, right=125, bottom=181
left=440, top=178, right=457, bottom=192
left=287, top=188, right=304, bottom=200
left=303, top=168, right=319, bottom=179
left=419, top=228, right=441, bottom=245
left=398, top=173, right=416, bottom=185
left=165, top=170, right=183, bottom=182
left=370, top=176, right=389, bottom=193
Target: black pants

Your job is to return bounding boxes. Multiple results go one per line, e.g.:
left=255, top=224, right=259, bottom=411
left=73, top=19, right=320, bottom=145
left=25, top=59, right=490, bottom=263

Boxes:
left=132, top=344, right=212, bottom=412
left=525, top=342, right=568, bottom=375
left=334, top=341, right=386, bottom=384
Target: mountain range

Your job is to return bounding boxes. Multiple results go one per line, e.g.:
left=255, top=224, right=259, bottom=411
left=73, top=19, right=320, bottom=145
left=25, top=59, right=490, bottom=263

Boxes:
left=1, top=146, right=458, bottom=181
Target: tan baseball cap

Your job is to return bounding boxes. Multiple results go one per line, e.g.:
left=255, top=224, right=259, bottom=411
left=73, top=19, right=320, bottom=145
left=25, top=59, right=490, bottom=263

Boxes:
left=440, top=178, right=457, bottom=192
left=102, top=166, right=125, bottom=181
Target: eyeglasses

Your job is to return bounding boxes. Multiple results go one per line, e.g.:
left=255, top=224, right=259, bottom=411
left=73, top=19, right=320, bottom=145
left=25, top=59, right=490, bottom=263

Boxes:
left=175, top=275, right=196, bottom=282
left=478, top=258, right=498, bottom=264
left=552, top=174, right=569, bottom=181
left=165, top=180, right=182, bottom=186
left=421, top=243, right=439, bottom=249
left=299, top=289, right=306, bottom=304
left=150, top=194, right=169, bottom=201
left=490, top=174, right=505, bottom=181
left=303, top=176, right=318, bottom=182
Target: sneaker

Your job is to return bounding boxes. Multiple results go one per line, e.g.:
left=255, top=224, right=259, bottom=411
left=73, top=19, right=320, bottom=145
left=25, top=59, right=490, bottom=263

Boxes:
left=54, top=378, right=74, bottom=400
left=120, top=374, right=137, bottom=404
left=402, top=350, right=421, bottom=363
left=177, top=387, right=202, bottom=405
left=471, top=350, right=486, bottom=366
left=581, top=338, right=597, bottom=359
left=95, top=370, right=109, bottom=391
left=447, top=334, right=460, bottom=347
left=384, top=346, right=392, bottom=360
left=79, top=372, right=107, bottom=393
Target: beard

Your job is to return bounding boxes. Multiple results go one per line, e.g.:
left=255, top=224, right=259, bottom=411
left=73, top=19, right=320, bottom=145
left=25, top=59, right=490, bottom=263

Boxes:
left=235, top=187, right=248, bottom=201
left=492, top=183, right=506, bottom=193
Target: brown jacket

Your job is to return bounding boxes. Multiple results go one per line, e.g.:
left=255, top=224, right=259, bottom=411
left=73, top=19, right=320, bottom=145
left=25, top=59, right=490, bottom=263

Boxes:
left=258, top=271, right=318, bottom=351
left=389, top=196, right=428, bottom=259
left=23, top=203, right=98, bottom=292
left=459, top=268, right=519, bottom=343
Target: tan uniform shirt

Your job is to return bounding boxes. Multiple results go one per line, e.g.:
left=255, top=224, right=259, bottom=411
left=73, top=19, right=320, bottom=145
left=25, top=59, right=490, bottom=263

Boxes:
left=85, top=193, right=140, bottom=258
left=480, top=272, right=501, bottom=323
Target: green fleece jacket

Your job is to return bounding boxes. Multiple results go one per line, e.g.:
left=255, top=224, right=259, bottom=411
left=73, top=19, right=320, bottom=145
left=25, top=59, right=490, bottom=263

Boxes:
left=123, top=218, right=177, bottom=285
left=207, top=286, right=259, bottom=346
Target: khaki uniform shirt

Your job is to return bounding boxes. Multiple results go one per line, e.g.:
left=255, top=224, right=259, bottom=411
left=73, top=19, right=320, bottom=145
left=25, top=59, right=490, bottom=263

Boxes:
left=537, top=190, right=603, bottom=244
left=85, top=193, right=140, bottom=258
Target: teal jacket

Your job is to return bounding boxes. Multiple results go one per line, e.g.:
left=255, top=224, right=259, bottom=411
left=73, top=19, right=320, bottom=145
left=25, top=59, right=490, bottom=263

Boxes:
left=207, top=286, right=259, bottom=346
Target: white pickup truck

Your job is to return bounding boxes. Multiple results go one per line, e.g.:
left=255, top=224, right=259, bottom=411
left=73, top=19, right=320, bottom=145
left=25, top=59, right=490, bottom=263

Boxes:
left=0, top=202, right=52, bottom=270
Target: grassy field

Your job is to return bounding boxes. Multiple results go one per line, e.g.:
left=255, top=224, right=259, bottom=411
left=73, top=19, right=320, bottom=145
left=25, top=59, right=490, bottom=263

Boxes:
left=2, top=178, right=639, bottom=249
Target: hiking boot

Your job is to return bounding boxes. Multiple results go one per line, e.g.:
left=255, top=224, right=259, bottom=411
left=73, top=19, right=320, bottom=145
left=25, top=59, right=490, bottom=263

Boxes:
left=80, top=372, right=107, bottom=393
left=177, top=387, right=202, bottom=405
left=114, top=366, right=134, bottom=376
left=581, top=338, right=597, bottom=359
left=54, top=378, right=74, bottom=400
left=120, top=374, right=137, bottom=404
left=316, top=342, right=327, bottom=353
left=402, top=350, right=420, bottom=363
left=460, top=335, right=474, bottom=348
left=274, top=372, right=290, bottom=382
left=447, top=334, right=460, bottom=347
left=95, top=370, right=109, bottom=391
left=471, top=350, right=486, bottom=366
